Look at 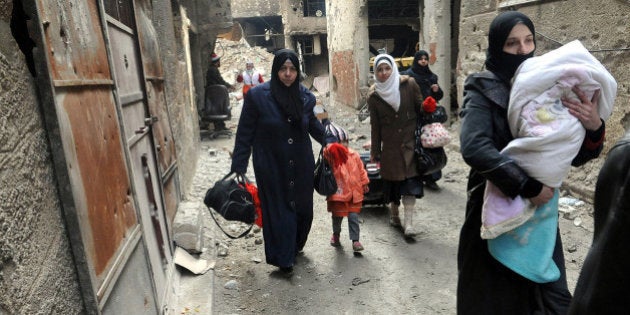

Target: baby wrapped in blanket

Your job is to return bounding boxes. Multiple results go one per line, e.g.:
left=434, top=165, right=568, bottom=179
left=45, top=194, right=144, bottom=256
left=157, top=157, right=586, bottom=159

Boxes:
left=481, top=40, right=616, bottom=283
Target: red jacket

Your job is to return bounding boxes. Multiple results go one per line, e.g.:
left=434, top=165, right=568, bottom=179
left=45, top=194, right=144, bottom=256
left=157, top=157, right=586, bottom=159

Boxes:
left=324, top=147, right=369, bottom=204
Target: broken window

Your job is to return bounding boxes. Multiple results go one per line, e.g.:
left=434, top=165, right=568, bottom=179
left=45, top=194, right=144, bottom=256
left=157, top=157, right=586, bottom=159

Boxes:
left=303, top=0, right=326, bottom=17
left=104, top=0, right=134, bottom=28
left=295, top=36, right=314, bottom=55
left=367, top=0, right=418, bottom=19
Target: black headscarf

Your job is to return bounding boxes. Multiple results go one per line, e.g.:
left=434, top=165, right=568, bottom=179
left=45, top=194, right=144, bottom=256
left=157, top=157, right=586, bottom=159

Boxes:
left=485, top=11, right=536, bottom=83
left=410, top=50, right=432, bottom=76
left=271, top=49, right=303, bottom=126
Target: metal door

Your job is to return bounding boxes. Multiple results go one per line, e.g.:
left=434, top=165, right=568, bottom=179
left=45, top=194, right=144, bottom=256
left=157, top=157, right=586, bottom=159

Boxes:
left=102, top=0, right=176, bottom=311
left=104, top=18, right=171, bottom=311
left=25, top=0, right=175, bottom=312
left=132, top=0, right=180, bottom=227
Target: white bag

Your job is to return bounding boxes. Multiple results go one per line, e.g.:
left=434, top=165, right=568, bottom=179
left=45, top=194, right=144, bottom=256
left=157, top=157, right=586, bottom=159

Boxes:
left=420, top=123, right=451, bottom=148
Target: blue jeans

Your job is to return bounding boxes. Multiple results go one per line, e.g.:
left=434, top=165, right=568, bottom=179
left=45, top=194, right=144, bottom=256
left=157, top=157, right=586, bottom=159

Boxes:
left=332, top=212, right=360, bottom=241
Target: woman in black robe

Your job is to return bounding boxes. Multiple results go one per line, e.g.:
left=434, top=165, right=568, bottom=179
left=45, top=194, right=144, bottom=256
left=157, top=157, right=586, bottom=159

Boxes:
left=231, top=49, right=326, bottom=275
left=457, top=11, right=605, bottom=314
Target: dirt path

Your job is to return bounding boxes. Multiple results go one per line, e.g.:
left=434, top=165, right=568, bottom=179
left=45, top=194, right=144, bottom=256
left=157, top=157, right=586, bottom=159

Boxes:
left=201, top=101, right=596, bottom=314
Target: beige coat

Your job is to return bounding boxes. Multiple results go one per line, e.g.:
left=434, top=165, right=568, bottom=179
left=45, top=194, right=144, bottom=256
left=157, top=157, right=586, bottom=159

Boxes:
left=367, top=75, right=423, bottom=181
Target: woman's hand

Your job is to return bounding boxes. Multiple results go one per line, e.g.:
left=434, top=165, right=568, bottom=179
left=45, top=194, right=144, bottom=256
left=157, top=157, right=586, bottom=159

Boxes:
left=431, top=84, right=439, bottom=92
left=529, top=185, right=554, bottom=206
left=563, top=86, right=602, bottom=131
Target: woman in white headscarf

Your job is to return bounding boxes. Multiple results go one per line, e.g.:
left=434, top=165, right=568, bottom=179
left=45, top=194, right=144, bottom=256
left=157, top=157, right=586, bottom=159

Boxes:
left=367, top=54, right=424, bottom=237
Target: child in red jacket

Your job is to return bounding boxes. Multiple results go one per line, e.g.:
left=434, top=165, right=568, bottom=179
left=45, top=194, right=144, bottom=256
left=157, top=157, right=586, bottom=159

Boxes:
left=324, top=123, right=370, bottom=251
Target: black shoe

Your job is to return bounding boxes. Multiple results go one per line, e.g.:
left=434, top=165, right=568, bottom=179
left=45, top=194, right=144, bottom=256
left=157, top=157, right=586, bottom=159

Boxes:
left=279, top=266, right=294, bottom=276
left=424, top=180, right=440, bottom=191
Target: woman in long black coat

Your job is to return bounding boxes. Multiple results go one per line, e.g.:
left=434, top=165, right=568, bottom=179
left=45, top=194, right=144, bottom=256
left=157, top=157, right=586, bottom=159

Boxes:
left=569, top=131, right=630, bottom=314
left=402, top=50, right=445, bottom=190
left=231, top=49, right=326, bottom=274
left=458, top=11, right=605, bottom=314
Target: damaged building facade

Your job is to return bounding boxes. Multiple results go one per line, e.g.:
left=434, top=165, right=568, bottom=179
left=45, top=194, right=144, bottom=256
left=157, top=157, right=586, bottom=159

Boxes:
left=232, top=0, right=629, bottom=199
left=232, top=0, right=457, bottom=114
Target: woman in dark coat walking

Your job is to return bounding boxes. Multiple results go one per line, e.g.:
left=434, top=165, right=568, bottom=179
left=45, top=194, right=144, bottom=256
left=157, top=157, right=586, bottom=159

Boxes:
left=402, top=50, right=444, bottom=103
left=402, top=50, right=445, bottom=190
left=230, top=49, right=327, bottom=275
left=569, top=130, right=630, bottom=314
left=458, top=11, right=605, bottom=314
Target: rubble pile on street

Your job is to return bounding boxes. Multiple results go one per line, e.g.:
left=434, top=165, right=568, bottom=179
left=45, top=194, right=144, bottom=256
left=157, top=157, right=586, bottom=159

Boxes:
left=216, top=38, right=331, bottom=106
left=214, top=38, right=274, bottom=89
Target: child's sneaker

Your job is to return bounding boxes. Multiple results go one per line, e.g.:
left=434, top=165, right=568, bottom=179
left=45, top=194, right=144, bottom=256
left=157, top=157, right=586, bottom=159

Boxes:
left=352, top=241, right=364, bottom=252
left=330, top=234, right=341, bottom=247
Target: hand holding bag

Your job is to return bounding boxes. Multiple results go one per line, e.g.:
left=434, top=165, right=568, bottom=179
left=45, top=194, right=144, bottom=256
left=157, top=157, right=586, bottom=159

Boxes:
left=314, top=147, right=338, bottom=196
left=415, top=146, right=448, bottom=175
left=415, top=125, right=448, bottom=175
left=419, top=97, right=450, bottom=148
left=204, top=172, right=258, bottom=238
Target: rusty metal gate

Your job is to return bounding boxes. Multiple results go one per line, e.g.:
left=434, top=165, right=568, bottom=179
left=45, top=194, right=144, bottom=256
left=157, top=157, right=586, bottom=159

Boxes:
left=25, top=0, right=178, bottom=313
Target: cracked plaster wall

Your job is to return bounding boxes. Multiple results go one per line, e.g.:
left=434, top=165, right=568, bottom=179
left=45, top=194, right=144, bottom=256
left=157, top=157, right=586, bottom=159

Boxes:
left=0, top=1, right=83, bottom=313
left=327, top=0, right=369, bottom=109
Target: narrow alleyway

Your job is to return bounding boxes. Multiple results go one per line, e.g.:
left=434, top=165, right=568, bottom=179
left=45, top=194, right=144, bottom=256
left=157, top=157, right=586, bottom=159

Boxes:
left=171, top=38, right=598, bottom=314
left=176, top=98, right=596, bottom=314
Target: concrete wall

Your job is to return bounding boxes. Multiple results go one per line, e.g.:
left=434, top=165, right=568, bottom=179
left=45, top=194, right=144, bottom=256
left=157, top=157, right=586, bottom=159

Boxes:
left=327, top=0, right=369, bottom=109
left=0, top=1, right=84, bottom=313
left=153, top=0, right=199, bottom=199
left=282, top=0, right=327, bottom=35
left=232, top=0, right=280, bottom=17
left=421, top=0, right=452, bottom=119
left=457, top=0, right=630, bottom=200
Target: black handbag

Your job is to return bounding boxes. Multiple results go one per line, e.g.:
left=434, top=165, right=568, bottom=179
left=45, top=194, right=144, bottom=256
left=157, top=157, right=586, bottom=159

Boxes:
left=415, top=146, right=448, bottom=175
left=204, top=172, right=256, bottom=238
left=314, top=147, right=338, bottom=196
left=414, top=123, right=448, bottom=175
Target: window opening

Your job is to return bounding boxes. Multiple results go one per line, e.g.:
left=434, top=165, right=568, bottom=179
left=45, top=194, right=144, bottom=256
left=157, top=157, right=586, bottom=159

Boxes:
left=303, top=0, right=326, bottom=17
left=295, top=36, right=314, bottom=55
left=104, top=0, right=134, bottom=28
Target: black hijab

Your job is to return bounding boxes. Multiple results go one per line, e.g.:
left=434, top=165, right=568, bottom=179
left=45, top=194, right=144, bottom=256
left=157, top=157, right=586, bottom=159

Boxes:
left=410, top=50, right=432, bottom=77
left=270, top=49, right=303, bottom=126
left=485, top=11, right=536, bottom=83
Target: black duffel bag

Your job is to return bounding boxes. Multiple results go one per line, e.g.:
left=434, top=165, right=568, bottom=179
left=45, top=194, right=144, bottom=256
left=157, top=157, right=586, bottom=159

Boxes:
left=204, top=172, right=256, bottom=238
